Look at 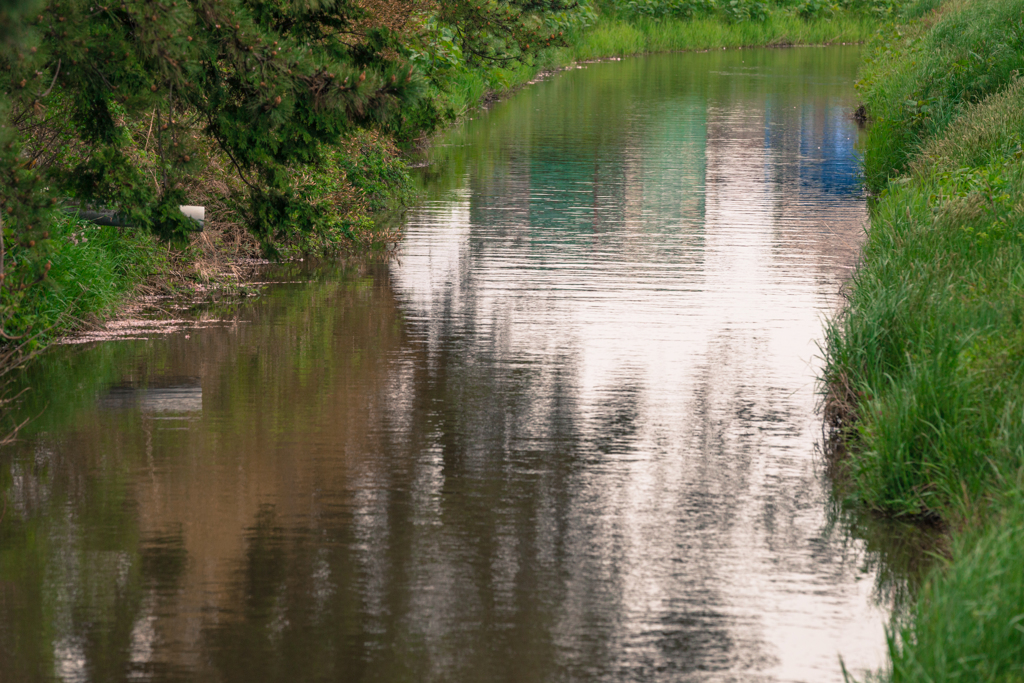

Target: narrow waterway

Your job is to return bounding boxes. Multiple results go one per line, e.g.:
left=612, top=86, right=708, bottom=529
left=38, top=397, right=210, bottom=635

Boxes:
left=2, top=46, right=892, bottom=682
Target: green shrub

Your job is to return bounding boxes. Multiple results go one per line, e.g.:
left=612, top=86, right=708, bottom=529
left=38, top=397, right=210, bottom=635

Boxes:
left=797, top=0, right=838, bottom=19
left=721, top=0, right=771, bottom=21
left=622, top=0, right=718, bottom=19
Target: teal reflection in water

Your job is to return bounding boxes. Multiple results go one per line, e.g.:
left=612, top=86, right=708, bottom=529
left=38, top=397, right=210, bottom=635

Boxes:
left=0, top=47, right=891, bottom=683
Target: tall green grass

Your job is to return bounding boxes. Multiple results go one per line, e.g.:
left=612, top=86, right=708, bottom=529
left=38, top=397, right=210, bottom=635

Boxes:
left=427, top=60, right=543, bottom=120
left=827, top=78, right=1024, bottom=522
left=571, top=11, right=877, bottom=58
left=825, top=172, right=1024, bottom=520
left=827, top=3, right=1024, bottom=679
left=883, top=498, right=1024, bottom=682
left=4, top=212, right=169, bottom=341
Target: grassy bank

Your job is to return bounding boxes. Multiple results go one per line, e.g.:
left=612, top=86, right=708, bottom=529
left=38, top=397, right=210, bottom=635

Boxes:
left=431, top=6, right=880, bottom=120
left=570, top=10, right=876, bottom=57
left=823, top=0, right=1024, bottom=679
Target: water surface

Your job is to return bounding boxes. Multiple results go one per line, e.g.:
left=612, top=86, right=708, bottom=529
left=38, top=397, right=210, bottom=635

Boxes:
left=1, top=47, right=886, bottom=682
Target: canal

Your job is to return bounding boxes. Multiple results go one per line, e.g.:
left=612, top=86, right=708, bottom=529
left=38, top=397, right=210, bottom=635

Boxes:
left=2, top=46, right=897, bottom=682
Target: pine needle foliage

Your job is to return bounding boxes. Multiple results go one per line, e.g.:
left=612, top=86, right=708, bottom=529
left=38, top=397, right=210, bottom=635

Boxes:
left=1, top=0, right=582, bottom=247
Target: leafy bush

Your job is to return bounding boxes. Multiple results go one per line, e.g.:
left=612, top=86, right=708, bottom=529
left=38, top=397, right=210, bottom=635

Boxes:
left=797, top=0, right=837, bottom=18
left=1, top=0, right=581, bottom=256
left=255, top=130, right=415, bottom=257
left=622, top=0, right=718, bottom=19
left=722, top=0, right=770, bottom=21
left=332, top=131, right=416, bottom=215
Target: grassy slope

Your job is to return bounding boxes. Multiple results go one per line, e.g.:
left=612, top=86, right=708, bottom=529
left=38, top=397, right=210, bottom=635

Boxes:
left=823, top=1, right=1024, bottom=680
left=435, top=9, right=878, bottom=120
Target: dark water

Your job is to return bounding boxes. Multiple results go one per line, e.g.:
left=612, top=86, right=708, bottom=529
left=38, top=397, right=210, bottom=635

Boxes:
left=1, top=47, right=890, bottom=682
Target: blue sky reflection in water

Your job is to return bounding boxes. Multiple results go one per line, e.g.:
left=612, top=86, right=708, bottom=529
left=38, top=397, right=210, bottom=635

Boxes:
left=392, top=46, right=875, bottom=681
left=0, top=47, right=885, bottom=683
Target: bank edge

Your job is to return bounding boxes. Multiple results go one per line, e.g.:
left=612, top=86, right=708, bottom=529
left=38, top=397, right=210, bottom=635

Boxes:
left=823, top=0, right=1024, bottom=680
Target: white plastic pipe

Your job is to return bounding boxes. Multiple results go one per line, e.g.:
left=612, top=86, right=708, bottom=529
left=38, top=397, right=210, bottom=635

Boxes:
left=64, top=205, right=205, bottom=231
left=179, top=205, right=205, bottom=228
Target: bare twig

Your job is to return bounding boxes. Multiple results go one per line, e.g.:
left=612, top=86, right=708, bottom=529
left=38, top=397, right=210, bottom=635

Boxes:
left=206, top=114, right=258, bottom=190
left=156, top=108, right=167, bottom=191
left=144, top=108, right=156, bottom=151
left=0, top=414, right=30, bottom=449
left=37, top=58, right=62, bottom=99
